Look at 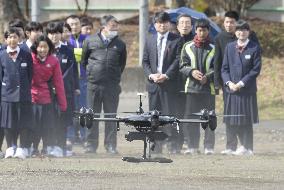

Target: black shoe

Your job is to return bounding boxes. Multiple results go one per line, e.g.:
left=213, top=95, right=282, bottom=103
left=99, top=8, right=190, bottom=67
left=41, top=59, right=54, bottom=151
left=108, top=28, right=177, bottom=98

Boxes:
left=106, top=145, right=118, bottom=154
left=31, top=149, right=40, bottom=158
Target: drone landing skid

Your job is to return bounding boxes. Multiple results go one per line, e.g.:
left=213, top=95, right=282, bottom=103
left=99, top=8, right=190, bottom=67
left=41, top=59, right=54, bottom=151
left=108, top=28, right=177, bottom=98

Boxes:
left=123, top=131, right=173, bottom=163
left=122, top=156, right=173, bottom=163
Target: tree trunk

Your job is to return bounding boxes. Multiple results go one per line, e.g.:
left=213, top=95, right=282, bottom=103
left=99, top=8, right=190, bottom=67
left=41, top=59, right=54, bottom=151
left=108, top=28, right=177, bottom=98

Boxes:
left=171, top=0, right=187, bottom=8
left=0, top=0, right=25, bottom=40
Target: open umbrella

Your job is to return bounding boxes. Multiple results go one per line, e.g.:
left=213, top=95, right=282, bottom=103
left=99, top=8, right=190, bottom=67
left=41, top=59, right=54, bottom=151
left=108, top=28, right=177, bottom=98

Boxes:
left=149, top=7, right=221, bottom=39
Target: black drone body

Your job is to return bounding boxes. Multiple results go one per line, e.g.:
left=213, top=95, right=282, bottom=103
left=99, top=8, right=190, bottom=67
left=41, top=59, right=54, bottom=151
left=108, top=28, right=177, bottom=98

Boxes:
left=74, top=93, right=217, bottom=163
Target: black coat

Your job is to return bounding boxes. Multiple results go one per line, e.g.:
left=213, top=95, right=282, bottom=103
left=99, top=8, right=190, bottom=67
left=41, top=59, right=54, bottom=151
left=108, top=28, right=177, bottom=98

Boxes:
left=142, top=32, right=180, bottom=93
left=81, top=32, right=127, bottom=86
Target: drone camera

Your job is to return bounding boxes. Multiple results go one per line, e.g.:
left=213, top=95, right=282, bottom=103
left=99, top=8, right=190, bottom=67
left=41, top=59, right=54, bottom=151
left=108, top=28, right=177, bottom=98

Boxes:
left=208, top=114, right=217, bottom=131
left=78, top=108, right=93, bottom=129
left=201, top=123, right=208, bottom=130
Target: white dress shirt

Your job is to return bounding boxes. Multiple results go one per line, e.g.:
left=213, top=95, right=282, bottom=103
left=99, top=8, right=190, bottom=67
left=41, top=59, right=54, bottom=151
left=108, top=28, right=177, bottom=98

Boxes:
left=6, top=46, right=20, bottom=62
left=157, top=32, right=169, bottom=74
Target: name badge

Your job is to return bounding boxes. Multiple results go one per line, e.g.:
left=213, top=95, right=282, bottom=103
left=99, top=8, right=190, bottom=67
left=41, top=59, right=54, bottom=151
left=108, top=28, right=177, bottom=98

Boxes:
left=245, top=55, right=251, bottom=59
left=21, top=63, right=27, bottom=67
left=62, top=59, right=68, bottom=64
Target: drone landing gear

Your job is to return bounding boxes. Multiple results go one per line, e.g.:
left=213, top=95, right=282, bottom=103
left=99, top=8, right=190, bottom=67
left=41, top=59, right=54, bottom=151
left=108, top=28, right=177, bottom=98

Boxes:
left=122, top=131, right=173, bottom=163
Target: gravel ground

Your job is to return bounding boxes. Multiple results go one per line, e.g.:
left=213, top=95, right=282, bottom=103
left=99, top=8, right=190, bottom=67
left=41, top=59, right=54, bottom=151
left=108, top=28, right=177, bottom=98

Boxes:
left=0, top=93, right=283, bottom=190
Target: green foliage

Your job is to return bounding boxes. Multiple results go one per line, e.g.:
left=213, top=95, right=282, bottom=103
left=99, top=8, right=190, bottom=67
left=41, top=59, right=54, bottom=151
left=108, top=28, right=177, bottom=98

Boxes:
left=190, top=0, right=209, bottom=12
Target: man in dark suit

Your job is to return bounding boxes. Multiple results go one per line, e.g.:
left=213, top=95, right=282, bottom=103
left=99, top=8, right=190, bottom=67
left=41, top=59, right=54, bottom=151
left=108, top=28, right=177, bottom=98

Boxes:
left=142, top=11, right=180, bottom=153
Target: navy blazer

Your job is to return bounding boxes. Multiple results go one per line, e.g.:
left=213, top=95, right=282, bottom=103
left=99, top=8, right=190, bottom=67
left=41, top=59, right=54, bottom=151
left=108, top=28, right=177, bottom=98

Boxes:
left=221, top=40, right=261, bottom=94
left=54, top=45, right=79, bottom=98
left=0, top=49, right=33, bottom=102
left=142, top=32, right=179, bottom=92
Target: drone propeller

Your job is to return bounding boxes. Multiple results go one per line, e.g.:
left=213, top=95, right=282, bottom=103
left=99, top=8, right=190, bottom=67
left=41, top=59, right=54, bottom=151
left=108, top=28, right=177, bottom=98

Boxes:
left=74, top=111, right=117, bottom=116
left=192, top=112, right=245, bottom=117
left=177, top=119, right=208, bottom=123
left=92, top=117, right=121, bottom=122
left=191, top=109, right=245, bottom=117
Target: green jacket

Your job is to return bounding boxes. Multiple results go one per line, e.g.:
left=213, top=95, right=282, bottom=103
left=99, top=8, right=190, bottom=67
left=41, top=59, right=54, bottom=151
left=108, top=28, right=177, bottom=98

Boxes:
left=180, top=41, right=216, bottom=95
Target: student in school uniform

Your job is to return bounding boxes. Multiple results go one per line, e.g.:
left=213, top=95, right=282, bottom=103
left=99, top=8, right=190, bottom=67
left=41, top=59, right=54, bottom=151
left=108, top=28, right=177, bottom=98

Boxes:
left=0, top=28, right=33, bottom=159
left=0, top=42, right=4, bottom=158
left=8, top=19, right=26, bottom=45
left=221, top=20, right=261, bottom=156
left=1, top=19, right=26, bottom=50
left=0, top=43, right=4, bottom=159
left=61, top=22, right=73, bottom=48
left=46, top=21, right=79, bottom=157
left=80, top=16, right=94, bottom=35
left=30, top=35, right=67, bottom=156
left=21, top=21, right=43, bottom=52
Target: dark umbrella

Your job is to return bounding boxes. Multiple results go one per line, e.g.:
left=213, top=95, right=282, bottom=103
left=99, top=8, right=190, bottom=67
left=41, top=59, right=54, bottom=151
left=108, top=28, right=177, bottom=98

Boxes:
left=149, top=7, right=221, bottom=39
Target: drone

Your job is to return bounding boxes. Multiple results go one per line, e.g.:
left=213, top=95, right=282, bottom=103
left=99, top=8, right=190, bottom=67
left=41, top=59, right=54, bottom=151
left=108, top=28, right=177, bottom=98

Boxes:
left=75, top=93, right=217, bottom=163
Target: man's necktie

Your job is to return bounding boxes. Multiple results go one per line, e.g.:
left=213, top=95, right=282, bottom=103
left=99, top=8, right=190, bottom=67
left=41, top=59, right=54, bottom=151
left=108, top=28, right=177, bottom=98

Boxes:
left=157, top=36, right=164, bottom=69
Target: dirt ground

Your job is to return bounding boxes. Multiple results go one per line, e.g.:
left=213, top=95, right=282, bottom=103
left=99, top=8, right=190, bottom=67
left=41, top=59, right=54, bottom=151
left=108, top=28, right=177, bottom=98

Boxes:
left=0, top=93, right=283, bottom=190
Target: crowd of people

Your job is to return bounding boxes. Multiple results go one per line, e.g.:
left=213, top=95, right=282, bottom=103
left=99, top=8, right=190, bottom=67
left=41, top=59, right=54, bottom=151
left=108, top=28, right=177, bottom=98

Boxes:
left=0, top=10, right=261, bottom=159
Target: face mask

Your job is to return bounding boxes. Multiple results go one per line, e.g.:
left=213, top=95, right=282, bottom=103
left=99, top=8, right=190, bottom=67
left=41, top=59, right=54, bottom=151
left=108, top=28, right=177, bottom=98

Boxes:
left=107, top=30, right=118, bottom=39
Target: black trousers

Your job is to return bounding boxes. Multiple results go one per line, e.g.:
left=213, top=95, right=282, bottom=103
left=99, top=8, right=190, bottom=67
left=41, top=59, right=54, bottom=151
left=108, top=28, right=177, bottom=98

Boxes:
left=50, top=97, right=74, bottom=150
left=5, top=128, right=30, bottom=148
left=0, top=128, right=4, bottom=151
left=226, top=124, right=253, bottom=150
left=148, top=87, right=176, bottom=153
left=184, top=93, right=215, bottom=149
left=86, top=83, right=120, bottom=151
left=31, top=104, right=54, bottom=151
left=171, top=92, right=186, bottom=152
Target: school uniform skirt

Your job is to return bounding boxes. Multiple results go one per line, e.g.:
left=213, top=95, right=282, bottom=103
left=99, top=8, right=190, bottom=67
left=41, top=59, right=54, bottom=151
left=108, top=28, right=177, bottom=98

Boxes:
left=223, top=93, right=259, bottom=125
left=0, top=101, right=32, bottom=129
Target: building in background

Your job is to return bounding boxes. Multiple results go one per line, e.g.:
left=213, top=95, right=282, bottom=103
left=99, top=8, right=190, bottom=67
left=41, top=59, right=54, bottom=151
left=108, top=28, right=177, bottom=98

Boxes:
left=248, top=0, right=284, bottom=22
left=18, top=0, right=139, bottom=22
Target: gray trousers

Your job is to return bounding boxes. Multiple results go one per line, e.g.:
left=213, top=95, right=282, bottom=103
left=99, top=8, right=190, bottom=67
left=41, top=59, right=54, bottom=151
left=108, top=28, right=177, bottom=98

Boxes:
left=86, top=83, right=120, bottom=151
left=183, top=93, right=215, bottom=150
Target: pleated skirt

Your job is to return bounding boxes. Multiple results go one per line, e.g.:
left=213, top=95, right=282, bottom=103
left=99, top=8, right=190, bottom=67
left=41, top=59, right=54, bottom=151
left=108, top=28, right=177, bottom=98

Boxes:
left=1, top=102, right=33, bottom=129
left=224, top=93, right=259, bottom=125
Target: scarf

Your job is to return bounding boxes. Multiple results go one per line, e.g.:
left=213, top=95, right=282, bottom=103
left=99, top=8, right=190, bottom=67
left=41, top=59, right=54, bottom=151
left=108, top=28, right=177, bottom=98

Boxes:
left=193, top=35, right=210, bottom=48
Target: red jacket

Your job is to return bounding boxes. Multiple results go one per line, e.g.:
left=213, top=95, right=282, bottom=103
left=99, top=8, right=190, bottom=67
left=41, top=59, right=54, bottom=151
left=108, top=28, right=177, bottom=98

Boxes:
left=31, top=53, right=67, bottom=111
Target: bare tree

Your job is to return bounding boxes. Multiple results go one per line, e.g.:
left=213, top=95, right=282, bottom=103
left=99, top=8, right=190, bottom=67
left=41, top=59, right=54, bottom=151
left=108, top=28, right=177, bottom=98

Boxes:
left=206, top=0, right=260, bottom=17
left=0, top=0, right=26, bottom=39
left=24, top=0, right=30, bottom=19
left=74, top=0, right=89, bottom=15
left=171, top=0, right=187, bottom=8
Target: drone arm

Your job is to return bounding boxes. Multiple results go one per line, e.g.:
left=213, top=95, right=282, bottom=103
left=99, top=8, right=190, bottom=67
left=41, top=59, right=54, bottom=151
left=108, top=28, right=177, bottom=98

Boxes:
left=92, top=118, right=122, bottom=122
left=178, top=119, right=208, bottom=123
